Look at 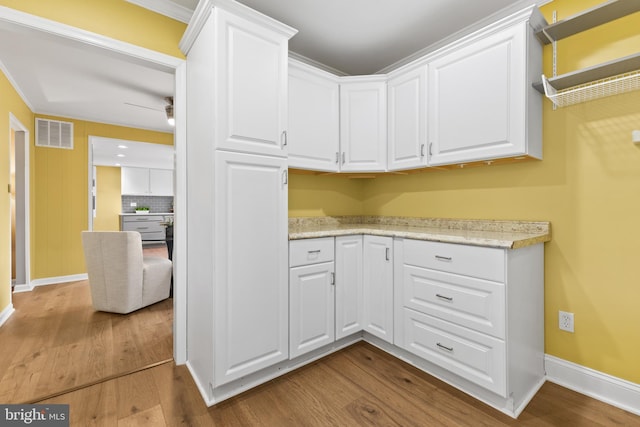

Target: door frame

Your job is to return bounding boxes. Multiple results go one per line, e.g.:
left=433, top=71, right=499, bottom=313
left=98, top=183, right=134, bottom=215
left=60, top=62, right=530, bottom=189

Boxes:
left=0, top=8, right=187, bottom=364
left=8, top=113, right=30, bottom=293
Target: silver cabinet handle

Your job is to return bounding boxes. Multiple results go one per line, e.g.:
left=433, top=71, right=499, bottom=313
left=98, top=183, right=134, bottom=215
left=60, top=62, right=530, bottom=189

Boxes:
left=137, top=227, right=149, bottom=230
left=429, top=142, right=433, bottom=156
left=335, top=152, right=339, bottom=164
left=308, top=250, right=321, bottom=254
left=435, top=255, right=452, bottom=262
left=330, top=272, right=335, bottom=285
left=281, top=130, right=287, bottom=148
left=282, top=170, right=288, bottom=185
left=385, top=247, right=390, bottom=261
left=420, top=143, right=425, bottom=158
left=436, top=343, right=453, bottom=352
left=436, top=294, right=453, bottom=302
left=342, top=152, right=346, bottom=164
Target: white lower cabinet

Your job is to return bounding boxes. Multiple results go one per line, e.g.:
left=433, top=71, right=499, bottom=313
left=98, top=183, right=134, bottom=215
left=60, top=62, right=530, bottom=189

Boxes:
left=363, top=235, right=394, bottom=343
left=289, top=238, right=335, bottom=358
left=394, top=238, right=544, bottom=414
left=335, top=236, right=364, bottom=339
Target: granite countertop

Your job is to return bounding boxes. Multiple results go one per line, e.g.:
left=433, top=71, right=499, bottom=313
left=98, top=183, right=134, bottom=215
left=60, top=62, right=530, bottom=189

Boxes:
left=289, top=216, right=551, bottom=249
left=120, top=212, right=174, bottom=216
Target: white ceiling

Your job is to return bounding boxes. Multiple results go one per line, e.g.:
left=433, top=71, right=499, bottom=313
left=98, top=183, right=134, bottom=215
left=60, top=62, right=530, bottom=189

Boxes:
left=92, top=137, right=174, bottom=169
left=0, top=0, right=548, bottom=135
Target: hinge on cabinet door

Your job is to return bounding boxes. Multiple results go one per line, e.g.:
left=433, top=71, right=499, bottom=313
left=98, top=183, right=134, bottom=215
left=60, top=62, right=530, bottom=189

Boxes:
left=330, top=272, right=335, bottom=285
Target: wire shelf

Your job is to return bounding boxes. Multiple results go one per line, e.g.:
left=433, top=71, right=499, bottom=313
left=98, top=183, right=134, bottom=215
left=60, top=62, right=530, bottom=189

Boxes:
left=542, top=70, right=640, bottom=108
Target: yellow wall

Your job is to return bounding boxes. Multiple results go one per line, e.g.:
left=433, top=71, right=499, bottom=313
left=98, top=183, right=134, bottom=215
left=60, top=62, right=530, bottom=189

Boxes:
left=0, top=70, right=33, bottom=314
left=288, top=1, right=640, bottom=384
left=0, top=0, right=186, bottom=58
left=289, top=173, right=365, bottom=217
left=33, top=114, right=173, bottom=279
left=93, top=166, right=121, bottom=231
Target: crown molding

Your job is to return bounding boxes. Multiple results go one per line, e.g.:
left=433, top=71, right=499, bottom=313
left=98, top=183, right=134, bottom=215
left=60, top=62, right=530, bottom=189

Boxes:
left=125, top=0, right=194, bottom=24
left=0, top=59, right=35, bottom=111
left=0, top=6, right=183, bottom=72
left=288, top=52, right=348, bottom=77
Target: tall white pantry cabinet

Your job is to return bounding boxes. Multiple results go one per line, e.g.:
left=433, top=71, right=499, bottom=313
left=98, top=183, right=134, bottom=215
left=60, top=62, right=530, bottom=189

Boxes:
left=180, top=0, right=297, bottom=404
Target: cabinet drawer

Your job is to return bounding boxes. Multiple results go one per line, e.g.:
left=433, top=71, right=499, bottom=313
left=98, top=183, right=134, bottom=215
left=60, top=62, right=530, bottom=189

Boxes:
left=403, top=265, right=505, bottom=338
left=139, top=231, right=165, bottom=241
left=401, top=308, right=506, bottom=396
left=122, top=215, right=165, bottom=222
left=290, top=237, right=335, bottom=267
left=122, top=222, right=164, bottom=233
left=402, top=239, right=504, bottom=282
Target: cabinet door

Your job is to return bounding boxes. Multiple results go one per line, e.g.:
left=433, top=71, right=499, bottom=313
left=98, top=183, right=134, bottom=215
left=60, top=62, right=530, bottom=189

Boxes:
left=335, top=235, right=363, bottom=339
left=213, top=151, right=289, bottom=386
left=363, top=235, right=394, bottom=343
left=121, top=167, right=149, bottom=195
left=215, top=9, right=289, bottom=158
left=340, top=80, right=387, bottom=172
left=387, top=65, right=427, bottom=171
left=289, top=262, right=335, bottom=358
left=149, top=169, right=173, bottom=196
left=428, top=24, right=526, bottom=165
left=288, top=61, right=340, bottom=171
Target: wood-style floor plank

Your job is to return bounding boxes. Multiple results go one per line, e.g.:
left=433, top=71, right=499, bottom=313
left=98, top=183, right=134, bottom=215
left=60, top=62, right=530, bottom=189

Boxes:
left=0, top=245, right=173, bottom=404
left=39, top=345, right=640, bottom=427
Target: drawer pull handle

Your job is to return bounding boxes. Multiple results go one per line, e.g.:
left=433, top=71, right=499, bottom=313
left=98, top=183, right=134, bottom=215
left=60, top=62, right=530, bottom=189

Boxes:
left=308, top=250, right=321, bottom=254
left=436, top=294, right=453, bottom=302
left=435, top=255, right=452, bottom=262
left=137, top=227, right=149, bottom=230
left=436, top=343, right=453, bottom=352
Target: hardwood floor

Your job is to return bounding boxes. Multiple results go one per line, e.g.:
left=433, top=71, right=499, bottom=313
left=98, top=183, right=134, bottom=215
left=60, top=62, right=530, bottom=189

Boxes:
left=0, top=245, right=173, bottom=404
left=39, top=342, right=639, bottom=426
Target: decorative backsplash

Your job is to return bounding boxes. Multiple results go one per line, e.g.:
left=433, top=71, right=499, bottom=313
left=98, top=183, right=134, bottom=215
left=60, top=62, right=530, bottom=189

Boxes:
left=121, top=195, right=173, bottom=213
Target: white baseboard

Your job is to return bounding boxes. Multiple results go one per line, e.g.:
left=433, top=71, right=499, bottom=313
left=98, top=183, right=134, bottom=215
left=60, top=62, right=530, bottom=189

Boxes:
left=0, top=304, right=15, bottom=327
left=13, top=274, right=89, bottom=293
left=545, top=354, right=640, bottom=416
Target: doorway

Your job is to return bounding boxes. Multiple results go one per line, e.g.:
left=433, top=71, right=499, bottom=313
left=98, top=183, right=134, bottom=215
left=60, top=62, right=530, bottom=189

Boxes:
left=9, top=113, right=30, bottom=292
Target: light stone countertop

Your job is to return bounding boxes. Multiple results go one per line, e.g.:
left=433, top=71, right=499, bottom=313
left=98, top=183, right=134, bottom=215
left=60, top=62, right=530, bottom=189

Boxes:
left=289, top=216, right=551, bottom=249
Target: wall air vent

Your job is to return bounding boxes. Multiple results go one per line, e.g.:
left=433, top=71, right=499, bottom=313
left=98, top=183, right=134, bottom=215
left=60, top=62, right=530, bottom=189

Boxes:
left=36, top=118, right=74, bottom=149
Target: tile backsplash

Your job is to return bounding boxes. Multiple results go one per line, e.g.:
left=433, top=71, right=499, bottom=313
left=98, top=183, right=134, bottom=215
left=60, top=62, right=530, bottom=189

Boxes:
left=121, top=195, right=173, bottom=213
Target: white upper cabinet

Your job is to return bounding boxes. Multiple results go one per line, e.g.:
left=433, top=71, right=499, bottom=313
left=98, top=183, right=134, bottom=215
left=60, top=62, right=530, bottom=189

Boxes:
left=288, top=59, right=340, bottom=171
left=214, top=9, right=290, bottom=158
left=121, top=167, right=173, bottom=196
left=427, top=12, right=542, bottom=166
left=387, top=64, right=428, bottom=171
left=339, top=77, right=387, bottom=172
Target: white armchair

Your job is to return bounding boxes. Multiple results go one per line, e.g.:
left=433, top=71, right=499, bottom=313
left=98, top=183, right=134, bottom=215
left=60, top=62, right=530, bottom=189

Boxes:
left=81, top=231, right=172, bottom=314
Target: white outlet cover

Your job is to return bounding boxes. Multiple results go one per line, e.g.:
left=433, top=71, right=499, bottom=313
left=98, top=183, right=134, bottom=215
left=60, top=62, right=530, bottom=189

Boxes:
left=559, top=310, right=574, bottom=333
left=633, top=130, right=640, bottom=144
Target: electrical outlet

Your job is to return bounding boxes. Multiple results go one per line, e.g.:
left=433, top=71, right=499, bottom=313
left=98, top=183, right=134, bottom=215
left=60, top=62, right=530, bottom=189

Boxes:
left=130, top=202, right=137, bottom=207
left=559, top=311, right=574, bottom=333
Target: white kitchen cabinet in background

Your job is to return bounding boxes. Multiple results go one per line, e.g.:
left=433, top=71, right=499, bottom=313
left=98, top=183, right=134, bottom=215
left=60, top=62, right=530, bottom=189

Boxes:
left=288, top=59, right=340, bottom=171
left=427, top=8, right=543, bottom=166
left=121, top=167, right=173, bottom=196
left=363, top=235, right=394, bottom=343
left=387, top=64, right=428, bottom=171
left=339, top=77, right=387, bottom=172
left=335, top=235, right=364, bottom=339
